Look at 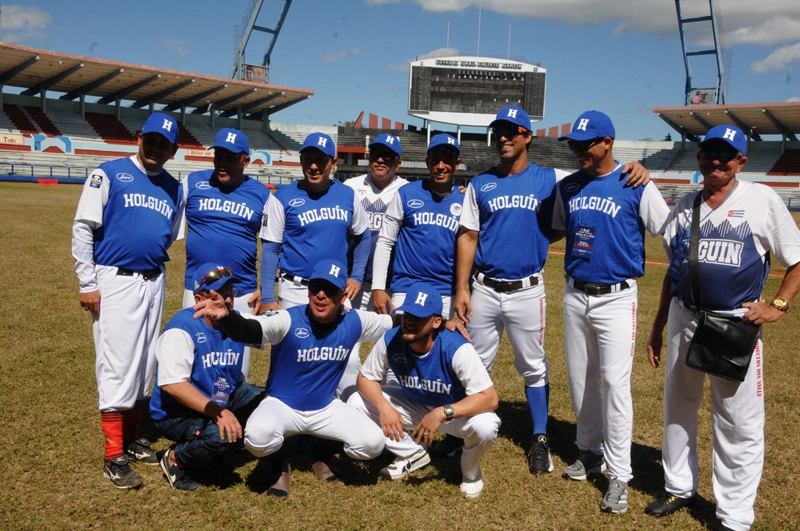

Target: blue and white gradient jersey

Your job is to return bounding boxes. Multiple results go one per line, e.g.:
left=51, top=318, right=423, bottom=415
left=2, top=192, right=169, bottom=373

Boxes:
left=150, top=308, right=247, bottom=421
left=74, top=155, right=184, bottom=271
left=360, top=328, right=493, bottom=407
left=181, top=169, right=274, bottom=294
left=663, top=181, right=800, bottom=311
left=263, top=180, right=369, bottom=278
left=374, top=181, right=464, bottom=295
left=460, top=163, right=567, bottom=279
left=249, top=306, right=392, bottom=411
left=552, top=164, right=669, bottom=284
left=344, top=173, right=408, bottom=284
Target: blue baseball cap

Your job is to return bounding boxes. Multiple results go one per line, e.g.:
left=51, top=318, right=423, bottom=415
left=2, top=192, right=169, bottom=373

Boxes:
left=698, top=124, right=747, bottom=155
left=396, top=282, right=443, bottom=318
left=559, top=110, right=616, bottom=141
left=428, top=133, right=460, bottom=154
left=369, top=133, right=402, bottom=157
left=193, top=263, right=240, bottom=294
left=489, top=105, right=531, bottom=132
left=212, top=128, right=249, bottom=154
left=141, top=112, right=179, bottom=144
left=309, top=259, right=347, bottom=290
left=300, top=132, right=336, bottom=158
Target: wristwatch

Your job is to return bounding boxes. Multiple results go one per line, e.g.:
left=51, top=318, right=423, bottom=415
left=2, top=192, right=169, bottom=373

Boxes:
left=443, top=404, right=455, bottom=422
left=771, top=298, right=790, bottom=312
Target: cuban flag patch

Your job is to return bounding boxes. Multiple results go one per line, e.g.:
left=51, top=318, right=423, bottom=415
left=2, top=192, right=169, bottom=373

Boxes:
left=727, top=210, right=744, bottom=218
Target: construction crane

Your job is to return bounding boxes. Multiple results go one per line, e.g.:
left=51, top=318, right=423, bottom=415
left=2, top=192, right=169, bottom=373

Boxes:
left=675, top=0, right=726, bottom=105
left=231, top=0, right=293, bottom=83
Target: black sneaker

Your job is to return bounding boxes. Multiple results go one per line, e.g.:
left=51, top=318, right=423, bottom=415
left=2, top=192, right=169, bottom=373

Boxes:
left=430, top=434, right=464, bottom=458
left=527, top=434, right=553, bottom=474
left=103, top=454, right=143, bottom=489
left=125, top=437, right=159, bottom=465
left=645, top=493, right=695, bottom=516
left=160, top=448, right=201, bottom=491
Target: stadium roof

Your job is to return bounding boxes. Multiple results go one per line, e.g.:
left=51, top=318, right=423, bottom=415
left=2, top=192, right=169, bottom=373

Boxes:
left=653, top=102, right=800, bottom=142
left=0, top=42, right=313, bottom=119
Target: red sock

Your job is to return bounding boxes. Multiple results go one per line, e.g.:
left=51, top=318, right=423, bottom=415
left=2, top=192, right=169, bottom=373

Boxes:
left=101, top=412, right=124, bottom=461
left=122, top=407, right=141, bottom=446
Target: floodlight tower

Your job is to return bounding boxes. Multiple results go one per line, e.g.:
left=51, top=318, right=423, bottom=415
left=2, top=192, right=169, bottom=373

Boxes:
left=675, top=0, right=726, bottom=105
left=231, top=0, right=293, bottom=83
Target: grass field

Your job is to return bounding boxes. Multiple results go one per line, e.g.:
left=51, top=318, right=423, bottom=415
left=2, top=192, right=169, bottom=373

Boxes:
left=2, top=181, right=799, bottom=531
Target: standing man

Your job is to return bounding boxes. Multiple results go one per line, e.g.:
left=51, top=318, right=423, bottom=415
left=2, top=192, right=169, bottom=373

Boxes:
left=349, top=282, right=500, bottom=499
left=151, top=264, right=266, bottom=491
left=455, top=104, right=649, bottom=475
left=372, top=133, right=464, bottom=318
left=552, top=111, right=670, bottom=513
left=180, top=127, right=274, bottom=381
left=646, top=125, right=800, bottom=531
left=193, top=259, right=394, bottom=497
left=345, top=133, right=408, bottom=313
left=72, top=112, right=185, bottom=489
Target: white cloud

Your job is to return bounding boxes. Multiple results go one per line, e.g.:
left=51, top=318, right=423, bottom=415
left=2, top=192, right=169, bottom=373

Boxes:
left=321, top=48, right=361, bottom=62
left=384, top=47, right=459, bottom=72
left=165, top=39, right=188, bottom=58
left=0, top=5, right=52, bottom=43
left=750, top=42, right=800, bottom=73
left=787, top=96, right=800, bottom=102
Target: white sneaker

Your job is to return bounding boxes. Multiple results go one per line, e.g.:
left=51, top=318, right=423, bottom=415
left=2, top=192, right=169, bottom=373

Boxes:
left=460, top=470, right=484, bottom=499
left=379, top=449, right=431, bottom=480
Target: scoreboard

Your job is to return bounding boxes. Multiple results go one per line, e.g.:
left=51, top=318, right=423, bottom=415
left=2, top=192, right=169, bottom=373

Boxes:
left=408, top=56, right=546, bottom=127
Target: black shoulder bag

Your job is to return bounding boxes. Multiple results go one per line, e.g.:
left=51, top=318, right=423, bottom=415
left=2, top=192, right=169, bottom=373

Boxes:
left=685, top=191, right=760, bottom=382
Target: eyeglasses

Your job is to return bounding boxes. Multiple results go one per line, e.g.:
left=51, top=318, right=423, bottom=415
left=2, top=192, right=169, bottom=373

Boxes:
left=308, top=279, right=341, bottom=298
left=700, top=147, right=740, bottom=163
left=492, top=123, right=527, bottom=139
left=370, top=151, right=398, bottom=163
left=198, top=266, right=233, bottom=290
left=567, top=138, right=603, bottom=152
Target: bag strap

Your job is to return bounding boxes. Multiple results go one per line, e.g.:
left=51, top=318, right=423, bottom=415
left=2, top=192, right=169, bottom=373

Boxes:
left=689, top=191, right=704, bottom=311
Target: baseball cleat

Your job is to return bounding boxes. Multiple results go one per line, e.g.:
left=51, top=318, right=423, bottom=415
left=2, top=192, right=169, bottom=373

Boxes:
left=103, top=454, right=143, bottom=489
left=601, top=479, right=629, bottom=514
left=644, top=493, right=695, bottom=516
left=380, top=449, right=431, bottom=480
left=125, top=437, right=159, bottom=465
left=430, top=434, right=464, bottom=458
left=460, top=470, right=484, bottom=499
left=160, top=448, right=200, bottom=491
left=527, top=434, right=553, bottom=474
left=562, top=450, right=606, bottom=481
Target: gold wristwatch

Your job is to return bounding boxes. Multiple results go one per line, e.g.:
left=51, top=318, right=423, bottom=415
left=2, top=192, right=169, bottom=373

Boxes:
left=771, top=298, right=789, bottom=313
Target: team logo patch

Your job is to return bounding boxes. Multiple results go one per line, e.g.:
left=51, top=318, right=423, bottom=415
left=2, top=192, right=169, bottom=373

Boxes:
left=565, top=183, right=580, bottom=193
left=261, top=214, right=268, bottom=228
left=90, top=174, right=103, bottom=188
left=262, top=310, right=279, bottom=317
left=727, top=210, right=744, bottom=218
left=407, top=199, right=424, bottom=209
left=450, top=203, right=462, bottom=216
left=289, top=198, right=306, bottom=207
left=295, top=327, right=310, bottom=338
left=195, top=332, right=207, bottom=344
left=480, top=182, right=497, bottom=192
left=116, top=173, right=134, bottom=183
left=195, top=181, right=211, bottom=189
left=392, top=353, right=407, bottom=364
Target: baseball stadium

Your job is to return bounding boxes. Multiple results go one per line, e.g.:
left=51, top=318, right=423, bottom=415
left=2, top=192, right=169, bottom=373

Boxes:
left=2, top=1, right=800, bottom=530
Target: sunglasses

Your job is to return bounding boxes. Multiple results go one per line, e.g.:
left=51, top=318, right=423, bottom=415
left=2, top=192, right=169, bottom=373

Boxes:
left=492, top=123, right=527, bottom=138
left=370, top=151, right=398, bottom=163
left=567, top=138, right=603, bottom=152
left=308, top=279, right=341, bottom=298
left=198, top=266, right=233, bottom=290
left=700, top=147, right=740, bottom=163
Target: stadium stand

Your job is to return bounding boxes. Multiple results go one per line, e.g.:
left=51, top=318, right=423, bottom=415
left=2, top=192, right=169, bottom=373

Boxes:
left=84, top=113, right=137, bottom=144
left=24, top=106, right=61, bottom=137
left=770, top=150, right=800, bottom=175
left=3, top=104, right=38, bottom=135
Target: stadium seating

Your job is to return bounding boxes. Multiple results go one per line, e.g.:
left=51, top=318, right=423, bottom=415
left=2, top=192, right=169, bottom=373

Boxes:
left=769, top=150, right=800, bottom=175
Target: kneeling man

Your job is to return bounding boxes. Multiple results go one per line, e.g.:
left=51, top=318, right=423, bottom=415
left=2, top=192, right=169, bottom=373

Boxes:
left=349, top=282, right=500, bottom=498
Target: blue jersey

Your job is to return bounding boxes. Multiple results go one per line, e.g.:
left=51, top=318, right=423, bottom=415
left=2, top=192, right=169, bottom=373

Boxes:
left=265, top=305, right=363, bottom=411
left=93, top=157, right=182, bottom=269
left=462, top=163, right=557, bottom=279
left=150, top=308, right=246, bottom=421
left=183, top=170, right=271, bottom=293
left=385, top=328, right=468, bottom=407
left=391, top=181, right=464, bottom=295
left=555, top=166, right=668, bottom=284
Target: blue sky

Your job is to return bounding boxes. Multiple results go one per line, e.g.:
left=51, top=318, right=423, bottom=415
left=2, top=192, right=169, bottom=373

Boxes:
left=2, top=0, right=799, bottom=141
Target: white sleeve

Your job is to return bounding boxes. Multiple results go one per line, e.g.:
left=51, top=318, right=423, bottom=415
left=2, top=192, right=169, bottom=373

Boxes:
left=359, top=336, right=390, bottom=381
left=72, top=168, right=110, bottom=292
left=176, top=178, right=189, bottom=241
left=245, top=310, right=292, bottom=345
left=171, top=180, right=187, bottom=244
left=639, top=182, right=671, bottom=237
left=553, top=168, right=572, bottom=182
left=372, top=194, right=404, bottom=290
left=761, top=188, right=800, bottom=267
left=459, top=183, right=480, bottom=231
left=451, top=343, right=495, bottom=395
left=258, top=192, right=272, bottom=240
left=154, top=329, right=196, bottom=386
left=74, top=167, right=110, bottom=225
left=551, top=185, right=566, bottom=231
left=262, top=194, right=285, bottom=242
left=356, top=310, right=394, bottom=343
left=350, top=191, right=370, bottom=236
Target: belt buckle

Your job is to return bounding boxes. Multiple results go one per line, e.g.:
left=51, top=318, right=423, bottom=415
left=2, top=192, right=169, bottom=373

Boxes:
left=142, top=268, right=160, bottom=281
left=494, top=281, right=510, bottom=293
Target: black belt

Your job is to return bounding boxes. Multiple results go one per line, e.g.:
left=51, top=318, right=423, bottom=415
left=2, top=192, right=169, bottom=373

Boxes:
left=117, top=267, right=162, bottom=280
left=281, top=273, right=309, bottom=286
left=476, top=273, right=539, bottom=293
left=569, top=278, right=629, bottom=296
